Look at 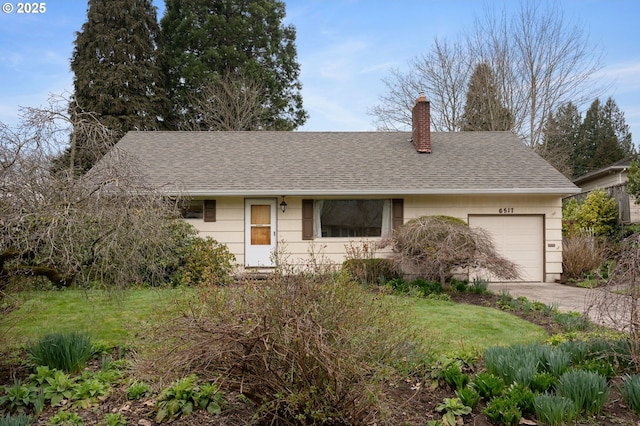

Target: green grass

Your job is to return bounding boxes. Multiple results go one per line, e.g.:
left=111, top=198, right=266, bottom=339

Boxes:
left=2, top=289, right=185, bottom=347
left=411, top=298, right=548, bottom=353
left=1, top=289, right=547, bottom=353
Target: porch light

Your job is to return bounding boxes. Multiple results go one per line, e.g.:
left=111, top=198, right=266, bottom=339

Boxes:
left=280, top=197, right=287, bottom=213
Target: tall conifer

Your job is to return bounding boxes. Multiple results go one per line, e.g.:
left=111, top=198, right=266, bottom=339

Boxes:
left=160, top=0, right=307, bottom=130
left=68, top=0, right=167, bottom=173
left=461, top=63, right=513, bottom=131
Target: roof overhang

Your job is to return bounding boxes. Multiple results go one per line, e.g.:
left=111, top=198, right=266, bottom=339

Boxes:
left=168, top=187, right=581, bottom=197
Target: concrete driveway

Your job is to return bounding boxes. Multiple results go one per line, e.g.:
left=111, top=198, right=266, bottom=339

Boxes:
left=487, top=281, right=590, bottom=314
left=487, top=281, right=633, bottom=330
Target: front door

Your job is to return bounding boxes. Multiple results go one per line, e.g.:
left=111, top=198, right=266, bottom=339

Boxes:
left=245, top=199, right=277, bottom=267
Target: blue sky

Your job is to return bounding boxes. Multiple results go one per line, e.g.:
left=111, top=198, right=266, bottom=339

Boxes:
left=0, top=0, right=639, bottom=141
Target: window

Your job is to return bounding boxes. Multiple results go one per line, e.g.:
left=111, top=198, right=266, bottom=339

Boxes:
left=302, top=199, right=403, bottom=240
left=180, top=199, right=216, bottom=222
left=180, top=200, right=203, bottom=219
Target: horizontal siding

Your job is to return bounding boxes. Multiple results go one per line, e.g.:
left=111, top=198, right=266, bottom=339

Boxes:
left=184, top=195, right=565, bottom=282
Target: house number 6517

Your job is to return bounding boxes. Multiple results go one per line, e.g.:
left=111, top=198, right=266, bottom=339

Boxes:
left=499, top=208, right=514, bottom=214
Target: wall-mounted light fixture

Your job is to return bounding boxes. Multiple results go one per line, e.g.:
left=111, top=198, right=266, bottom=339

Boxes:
left=280, top=196, right=287, bottom=213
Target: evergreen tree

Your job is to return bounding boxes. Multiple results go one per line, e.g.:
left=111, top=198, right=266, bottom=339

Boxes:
left=461, top=62, right=513, bottom=131
left=540, top=102, right=581, bottom=178
left=67, top=0, right=168, bottom=173
left=160, top=0, right=307, bottom=130
left=573, top=98, right=634, bottom=178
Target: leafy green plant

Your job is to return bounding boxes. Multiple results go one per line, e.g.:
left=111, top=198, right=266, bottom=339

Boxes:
left=101, top=413, right=126, bottom=426
left=155, top=375, right=226, bottom=423
left=470, top=372, right=504, bottom=399
left=28, top=331, right=93, bottom=374
left=470, top=278, right=489, bottom=293
left=450, top=279, right=468, bottom=292
left=435, top=397, right=471, bottom=426
left=504, top=383, right=535, bottom=415
left=48, top=410, right=83, bottom=426
left=71, top=378, right=110, bottom=409
left=483, top=396, right=521, bottom=426
left=556, top=370, right=609, bottom=416
left=621, top=374, right=640, bottom=415
left=0, top=380, right=39, bottom=412
left=533, top=393, right=578, bottom=426
left=0, top=413, right=32, bottom=426
left=442, top=364, right=469, bottom=391
left=530, top=371, right=557, bottom=393
left=42, top=370, right=76, bottom=407
left=455, top=386, right=480, bottom=410
left=126, top=380, right=151, bottom=400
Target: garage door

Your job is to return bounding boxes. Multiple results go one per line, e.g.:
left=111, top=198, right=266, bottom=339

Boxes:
left=468, top=215, right=543, bottom=282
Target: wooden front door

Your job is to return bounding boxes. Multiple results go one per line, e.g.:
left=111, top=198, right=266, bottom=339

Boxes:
left=244, top=199, right=277, bottom=267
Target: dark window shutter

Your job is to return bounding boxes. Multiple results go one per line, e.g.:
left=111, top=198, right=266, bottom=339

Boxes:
left=204, top=200, right=216, bottom=222
left=392, top=199, right=404, bottom=230
left=302, top=199, right=314, bottom=240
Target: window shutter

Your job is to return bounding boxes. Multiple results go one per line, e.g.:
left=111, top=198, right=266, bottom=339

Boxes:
left=302, top=199, right=314, bottom=240
left=392, top=199, right=404, bottom=229
left=204, top=200, right=216, bottom=222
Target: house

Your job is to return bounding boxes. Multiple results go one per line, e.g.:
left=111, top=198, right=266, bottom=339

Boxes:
left=101, top=95, right=578, bottom=282
left=570, top=157, right=640, bottom=224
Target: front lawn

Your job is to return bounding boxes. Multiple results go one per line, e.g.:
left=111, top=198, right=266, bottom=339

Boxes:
left=1, top=288, right=545, bottom=352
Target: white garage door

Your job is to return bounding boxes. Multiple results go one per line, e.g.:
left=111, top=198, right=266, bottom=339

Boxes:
left=468, top=215, right=543, bottom=282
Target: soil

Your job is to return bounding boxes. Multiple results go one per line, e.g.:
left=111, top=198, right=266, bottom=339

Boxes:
left=2, top=291, right=639, bottom=425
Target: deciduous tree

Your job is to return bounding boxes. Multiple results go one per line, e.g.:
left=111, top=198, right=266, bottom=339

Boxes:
left=160, top=0, right=307, bottom=130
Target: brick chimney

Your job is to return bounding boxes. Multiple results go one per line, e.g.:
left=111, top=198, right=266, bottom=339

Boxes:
left=411, top=92, right=431, bottom=153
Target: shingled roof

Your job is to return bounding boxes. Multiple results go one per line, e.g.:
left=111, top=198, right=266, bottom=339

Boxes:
left=105, top=130, right=578, bottom=197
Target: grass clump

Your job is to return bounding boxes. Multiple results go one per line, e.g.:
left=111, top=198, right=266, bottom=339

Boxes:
left=28, top=332, right=92, bottom=374
left=556, top=370, right=609, bottom=416
left=142, top=271, right=429, bottom=425
left=0, top=413, right=32, bottom=426
left=621, top=374, right=640, bottom=415
left=533, top=393, right=579, bottom=426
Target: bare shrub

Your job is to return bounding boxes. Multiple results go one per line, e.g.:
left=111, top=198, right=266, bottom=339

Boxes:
left=586, top=233, right=640, bottom=371
left=384, top=216, right=520, bottom=284
left=343, top=240, right=400, bottom=285
left=562, top=235, right=607, bottom=281
left=140, top=272, right=429, bottom=425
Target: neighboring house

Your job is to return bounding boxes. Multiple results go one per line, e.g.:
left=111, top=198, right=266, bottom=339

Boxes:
left=99, top=95, right=578, bottom=282
left=570, top=157, right=640, bottom=224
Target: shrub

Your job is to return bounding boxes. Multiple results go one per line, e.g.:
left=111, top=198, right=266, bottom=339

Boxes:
left=143, top=272, right=427, bottom=425
left=556, top=370, right=609, bottom=416
left=621, top=374, right=640, bottom=415
left=171, top=236, right=236, bottom=286
left=450, top=279, right=469, bottom=292
left=562, top=235, right=607, bottom=281
left=342, top=258, right=400, bottom=285
left=28, top=332, right=93, bottom=374
left=533, top=393, right=579, bottom=426
left=563, top=189, right=619, bottom=237
left=385, top=215, right=520, bottom=284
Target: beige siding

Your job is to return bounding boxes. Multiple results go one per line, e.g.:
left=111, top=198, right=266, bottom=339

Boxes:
left=185, top=194, right=565, bottom=282
left=577, top=171, right=627, bottom=192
